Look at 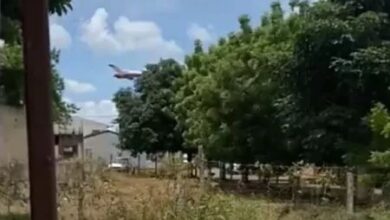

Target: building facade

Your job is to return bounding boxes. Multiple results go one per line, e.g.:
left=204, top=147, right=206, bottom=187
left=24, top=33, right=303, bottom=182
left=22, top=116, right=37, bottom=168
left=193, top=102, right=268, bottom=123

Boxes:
left=0, top=105, right=28, bottom=164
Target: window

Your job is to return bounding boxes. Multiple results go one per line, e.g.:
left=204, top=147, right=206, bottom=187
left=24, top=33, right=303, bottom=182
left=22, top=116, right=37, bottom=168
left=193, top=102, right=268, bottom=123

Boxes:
left=62, top=145, right=77, bottom=158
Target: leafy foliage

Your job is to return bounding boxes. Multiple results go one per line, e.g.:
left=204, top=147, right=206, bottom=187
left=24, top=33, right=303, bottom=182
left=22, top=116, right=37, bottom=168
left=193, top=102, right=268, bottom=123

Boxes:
left=173, top=0, right=390, bottom=166
left=278, top=0, right=390, bottom=165
left=368, top=104, right=390, bottom=168
left=113, top=59, right=184, bottom=155
left=174, top=2, right=296, bottom=164
left=112, top=0, right=390, bottom=167
left=0, top=0, right=76, bottom=124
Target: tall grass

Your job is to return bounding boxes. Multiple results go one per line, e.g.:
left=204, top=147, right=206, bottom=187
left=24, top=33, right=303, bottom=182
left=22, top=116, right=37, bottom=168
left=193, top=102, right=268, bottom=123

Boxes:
left=1, top=160, right=390, bottom=220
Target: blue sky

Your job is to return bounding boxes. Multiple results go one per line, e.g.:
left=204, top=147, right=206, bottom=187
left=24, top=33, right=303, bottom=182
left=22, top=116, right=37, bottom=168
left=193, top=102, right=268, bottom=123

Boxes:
left=49, top=0, right=291, bottom=124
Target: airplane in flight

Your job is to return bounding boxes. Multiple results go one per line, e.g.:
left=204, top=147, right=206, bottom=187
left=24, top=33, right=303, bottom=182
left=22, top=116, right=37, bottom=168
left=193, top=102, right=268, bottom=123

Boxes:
left=108, top=64, right=142, bottom=80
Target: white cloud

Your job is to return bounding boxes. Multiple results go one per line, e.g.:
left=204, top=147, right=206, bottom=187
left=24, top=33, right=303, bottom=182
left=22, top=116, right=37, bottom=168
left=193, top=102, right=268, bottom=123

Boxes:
left=75, top=100, right=118, bottom=124
left=65, top=79, right=96, bottom=94
left=50, top=21, right=72, bottom=49
left=187, top=23, right=214, bottom=43
left=80, top=8, right=183, bottom=59
left=63, top=97, right=72, bottom=103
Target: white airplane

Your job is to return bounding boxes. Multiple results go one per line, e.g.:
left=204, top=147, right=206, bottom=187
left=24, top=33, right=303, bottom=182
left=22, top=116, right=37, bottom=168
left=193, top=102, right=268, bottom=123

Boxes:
left=108, top=64, right=142, bottom=80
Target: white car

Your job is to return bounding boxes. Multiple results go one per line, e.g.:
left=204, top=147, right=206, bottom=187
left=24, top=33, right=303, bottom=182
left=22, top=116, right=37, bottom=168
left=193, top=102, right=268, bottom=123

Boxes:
left=108, top=158, right=130, bottom=172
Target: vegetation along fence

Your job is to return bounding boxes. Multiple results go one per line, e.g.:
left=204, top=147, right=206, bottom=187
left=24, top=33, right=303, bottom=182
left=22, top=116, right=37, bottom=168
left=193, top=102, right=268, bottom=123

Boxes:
left=0, top=159, right=389, bottom=218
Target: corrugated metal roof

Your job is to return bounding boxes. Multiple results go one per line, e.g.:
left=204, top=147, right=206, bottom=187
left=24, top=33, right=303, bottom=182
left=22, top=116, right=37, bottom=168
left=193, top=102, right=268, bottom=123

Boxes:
left=54, top=116, right=109, bottom=135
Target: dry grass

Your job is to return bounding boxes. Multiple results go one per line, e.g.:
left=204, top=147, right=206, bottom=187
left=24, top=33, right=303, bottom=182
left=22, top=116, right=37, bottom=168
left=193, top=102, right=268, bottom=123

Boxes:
left=58, top=172, right=390, bottom=220
left=1, top=161, right=390, bottom=220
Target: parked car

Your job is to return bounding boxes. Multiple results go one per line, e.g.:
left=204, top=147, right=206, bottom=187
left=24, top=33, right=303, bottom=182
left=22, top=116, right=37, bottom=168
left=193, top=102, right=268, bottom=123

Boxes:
left=108, top=157, right=130, bottom=172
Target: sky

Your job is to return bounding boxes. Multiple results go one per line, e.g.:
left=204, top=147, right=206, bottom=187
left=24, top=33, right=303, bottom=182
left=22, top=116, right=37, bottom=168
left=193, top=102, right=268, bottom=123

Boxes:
left=50, top=0, right=292, bottom=124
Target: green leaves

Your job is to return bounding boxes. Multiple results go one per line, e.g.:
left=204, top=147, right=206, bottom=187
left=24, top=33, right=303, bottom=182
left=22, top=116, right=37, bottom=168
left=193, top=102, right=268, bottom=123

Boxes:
left=369, top=150, right=390, bottom=168
left=367, top=104, right=390, bottom=168
left=173, top=0, right=390, bottom=165
left=114, top=59, right=184, bottom=155
left=0, top=44, right=77, bottom=123
left=1, top=0, right=75, bottom=124
left=174, top=10, right=295, bottom=163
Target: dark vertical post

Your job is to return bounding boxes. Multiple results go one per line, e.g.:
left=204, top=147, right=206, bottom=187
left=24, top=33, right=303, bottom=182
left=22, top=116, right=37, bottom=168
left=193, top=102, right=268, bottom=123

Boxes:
left=21, top=0, right=58, bottom=219
left=346, top=168, right=355, bottom=215
left=198, top=145, right=205, bottom=191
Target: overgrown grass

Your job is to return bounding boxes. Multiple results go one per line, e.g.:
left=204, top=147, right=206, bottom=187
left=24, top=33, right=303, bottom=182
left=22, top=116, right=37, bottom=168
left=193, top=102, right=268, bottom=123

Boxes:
left=2, top=160, right=390, bottom=220
left=0, top=214, right=28, bottom=220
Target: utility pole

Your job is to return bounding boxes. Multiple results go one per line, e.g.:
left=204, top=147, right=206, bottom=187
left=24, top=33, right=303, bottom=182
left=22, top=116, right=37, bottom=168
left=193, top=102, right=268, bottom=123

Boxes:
left=21, top=0, right=58, bottom=219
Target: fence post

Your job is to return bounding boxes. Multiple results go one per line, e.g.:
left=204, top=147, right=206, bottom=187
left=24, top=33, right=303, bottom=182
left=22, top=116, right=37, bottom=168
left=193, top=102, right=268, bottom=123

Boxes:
left=346, top=168, right=355, bottom=215
left=198, top=145, right=205, bottom=190
left=220, top=161, right=226, bottom=181
left=137, top=153, right=141, bottom=174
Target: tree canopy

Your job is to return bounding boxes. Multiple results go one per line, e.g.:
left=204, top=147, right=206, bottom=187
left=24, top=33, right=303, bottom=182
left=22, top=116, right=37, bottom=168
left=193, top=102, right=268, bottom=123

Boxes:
left=113, top=59, right=184, bottom=156
left=0, top=0, right=76, bottom=124
left=172, top=0, right=390, bottom=165
left=114, top=0, right=390, bottom=166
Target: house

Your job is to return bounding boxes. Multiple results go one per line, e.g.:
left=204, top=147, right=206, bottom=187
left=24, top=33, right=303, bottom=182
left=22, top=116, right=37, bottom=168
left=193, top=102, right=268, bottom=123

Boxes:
left=0, top=104, right=160, bottom=169
left=84, top=130, right=121, bottom=163
left=53, top=116, right=110, bottom=160
left=0, top=105, right=110, bottom=164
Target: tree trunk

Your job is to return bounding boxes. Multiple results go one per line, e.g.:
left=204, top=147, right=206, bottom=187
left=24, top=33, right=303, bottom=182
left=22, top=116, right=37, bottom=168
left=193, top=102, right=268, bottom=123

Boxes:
left=220, top=162, right=226, bottom=181
left=188, top=152, right=193, bottom=163
left=230, top=163, right=233, bottom=180
left=186, top=152, right=193, bottom=177
left=154, top=154, right=158, bottom=176
left=137, top=154, right=141, bottom=174
left=241, top=165, right=249, bottom=183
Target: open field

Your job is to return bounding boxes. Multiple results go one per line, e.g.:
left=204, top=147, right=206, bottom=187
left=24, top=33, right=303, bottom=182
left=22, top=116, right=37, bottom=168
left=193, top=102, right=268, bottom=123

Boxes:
left=3, top=171, right=390, bottom=220
left=1, top=160, right=390, bottom=220
left=59, top=173, right=390, bottom=220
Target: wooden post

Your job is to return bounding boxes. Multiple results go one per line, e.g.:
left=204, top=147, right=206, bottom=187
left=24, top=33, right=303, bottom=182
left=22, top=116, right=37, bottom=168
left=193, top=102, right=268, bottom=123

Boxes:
left=346, top=169, right=355, bottom=215
left=198, top=145, right=205, bottom=190
left=22, top=0, right=58, bottom=218
left=154, top=154, right=158, bottom=176
left=220, top=162, right=226, bottom=181
left=230, top=163, right=233, bottom=180
left=137, top=153, right=141, bottom=174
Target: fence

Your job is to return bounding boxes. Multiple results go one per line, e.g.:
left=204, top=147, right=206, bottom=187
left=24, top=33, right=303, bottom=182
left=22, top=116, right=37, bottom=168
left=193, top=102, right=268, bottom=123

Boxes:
left=194, top=160, right=390, bottom=212
left=110, top=155, right=390, bottom=212
left=0, top=159, right=389, bottom=217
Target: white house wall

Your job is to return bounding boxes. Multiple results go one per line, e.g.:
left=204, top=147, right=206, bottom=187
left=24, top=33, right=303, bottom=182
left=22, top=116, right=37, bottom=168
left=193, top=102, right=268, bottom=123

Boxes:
left=84, top=132, right=120, bottom=164
left=83, top=132, right=154, bottom=168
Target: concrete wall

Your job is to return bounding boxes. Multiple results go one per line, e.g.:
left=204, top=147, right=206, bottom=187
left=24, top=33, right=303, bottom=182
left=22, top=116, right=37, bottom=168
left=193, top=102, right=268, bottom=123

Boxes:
left=84, top=132, right=121, bottom=164
left=0, top=105, right=28, bottom=164
left=83, top=131, right=154, bottom=168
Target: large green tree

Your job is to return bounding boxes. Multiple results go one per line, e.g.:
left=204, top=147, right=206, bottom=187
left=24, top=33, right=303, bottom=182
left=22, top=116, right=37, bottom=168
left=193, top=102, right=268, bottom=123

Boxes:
left=114, top=59, right=184, bottom=156
left=174, top=3, right=299, bottom=168
left=175, top=0, right=390, bottom=167
left=280, top=0, right=390, bottom=165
